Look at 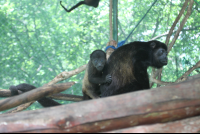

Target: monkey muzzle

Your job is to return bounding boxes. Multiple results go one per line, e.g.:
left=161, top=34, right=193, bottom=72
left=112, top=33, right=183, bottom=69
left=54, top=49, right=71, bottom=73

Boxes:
left=96, top=66, right=104, bottom=71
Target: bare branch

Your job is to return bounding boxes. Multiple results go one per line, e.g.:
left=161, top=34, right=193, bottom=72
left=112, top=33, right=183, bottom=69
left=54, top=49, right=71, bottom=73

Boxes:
left=176, top=61, right=200, bottom=83
left=47, top=64, right=87, bottom=85
left=151, top=25, right=200, bottom=40
left=5, top=101, right=35, bottom=114
left=165, top=0, right=190, bottom=46
left=168, top=0, right=194, bottom=53
left=150, top=0, right=194, bottom=87
left=150, top=61, right=200, bottom=86
left=150, top=78, right=174, bottom=86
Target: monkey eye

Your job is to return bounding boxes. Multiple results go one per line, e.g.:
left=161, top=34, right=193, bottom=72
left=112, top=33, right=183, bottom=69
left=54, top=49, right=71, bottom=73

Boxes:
left=160, top=49, right=164, bottom=54
left=94, top=59, right=98, bottom=63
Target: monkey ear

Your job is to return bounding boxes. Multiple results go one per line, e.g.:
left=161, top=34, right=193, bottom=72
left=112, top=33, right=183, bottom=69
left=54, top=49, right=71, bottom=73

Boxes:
left=150, top=42, right=156, bottom=48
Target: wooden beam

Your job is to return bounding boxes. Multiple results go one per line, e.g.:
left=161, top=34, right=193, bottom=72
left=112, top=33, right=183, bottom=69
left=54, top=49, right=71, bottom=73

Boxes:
left=0, top=78, right=200, bottom=133
left=107, top=116, right=200, bottom=133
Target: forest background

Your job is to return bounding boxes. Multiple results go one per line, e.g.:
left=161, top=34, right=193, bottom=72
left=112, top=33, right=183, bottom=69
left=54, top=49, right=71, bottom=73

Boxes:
left=0, top=0, right=199, bottom=112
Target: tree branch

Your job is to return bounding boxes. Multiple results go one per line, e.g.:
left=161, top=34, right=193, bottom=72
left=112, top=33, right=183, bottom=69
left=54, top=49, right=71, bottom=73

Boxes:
left=0, top=82, right=75, bottom=112
left=168, top=0, right=194, bottom=53
left=150, top=61, right=200, bottom=86
left=176, top=61, right=200, bottom=83
left=2, top=64, right=86, bottom=113
left=165, top=0, right=190, bottom=46
left=47, top=64, right=87, bottom=85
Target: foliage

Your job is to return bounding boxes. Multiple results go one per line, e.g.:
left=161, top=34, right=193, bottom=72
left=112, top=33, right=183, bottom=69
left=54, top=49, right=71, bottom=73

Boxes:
left=0, top=0, right=199, bottom=112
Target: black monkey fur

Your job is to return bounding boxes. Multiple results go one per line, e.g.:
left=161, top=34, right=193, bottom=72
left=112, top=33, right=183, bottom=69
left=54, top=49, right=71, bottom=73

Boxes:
left=82, top=50, right=112, bottom=100
left=60, top=0, right=100, bottom=13
left=9, top=83, right=61, bottom=107
left=100, top=40, right=168, bottom=97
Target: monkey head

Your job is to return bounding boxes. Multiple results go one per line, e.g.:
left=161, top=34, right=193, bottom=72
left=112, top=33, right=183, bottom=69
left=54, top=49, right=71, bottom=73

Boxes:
left=150, top=41, right=168, bottom=69
left=90, top=50, right=106, bottom=71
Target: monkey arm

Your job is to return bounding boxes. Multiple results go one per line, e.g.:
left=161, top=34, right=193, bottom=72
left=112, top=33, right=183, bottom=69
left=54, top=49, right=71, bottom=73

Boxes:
left=89, top=74, right=112, bottom=85
left=60, top=1, right=85, bottom=12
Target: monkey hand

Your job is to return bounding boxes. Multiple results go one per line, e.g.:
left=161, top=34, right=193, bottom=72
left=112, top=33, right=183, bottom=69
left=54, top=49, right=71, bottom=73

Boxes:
left=105, top=74, right=112, bottom=84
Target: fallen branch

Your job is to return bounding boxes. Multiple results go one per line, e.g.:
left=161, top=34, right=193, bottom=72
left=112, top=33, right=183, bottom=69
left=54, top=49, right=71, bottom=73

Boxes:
left=0, top=78, right=200, bottom=133
left=0, top=82, right=75, bottom=112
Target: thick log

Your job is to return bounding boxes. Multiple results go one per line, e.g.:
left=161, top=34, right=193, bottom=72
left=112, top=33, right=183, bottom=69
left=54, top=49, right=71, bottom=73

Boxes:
left=0, top=78, right=200, bottom=133
left=107, top=116, right=200, bottom=133
left=0, top=82, right=75, bottom=112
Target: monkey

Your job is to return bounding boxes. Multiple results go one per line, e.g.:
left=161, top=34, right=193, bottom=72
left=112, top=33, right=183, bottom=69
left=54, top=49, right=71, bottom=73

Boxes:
left=60, top=0, right=100, bottom=13
left=82, top=50, right=112, bottom=100
left=100, top=40, right=168, bottom=97
left=9, top=83, right=61, bottom=107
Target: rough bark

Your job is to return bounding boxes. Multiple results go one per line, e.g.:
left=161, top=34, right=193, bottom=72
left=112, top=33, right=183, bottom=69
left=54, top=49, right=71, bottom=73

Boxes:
left=107, top=116, right=200, bottom=133
left=0, top=78, right=200, bottom=133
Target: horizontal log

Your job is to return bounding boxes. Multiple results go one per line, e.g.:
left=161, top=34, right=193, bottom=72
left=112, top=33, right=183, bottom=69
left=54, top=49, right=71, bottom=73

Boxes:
left=107, top=116, right=200, bottom=133
left=50, top=93, right=83, bottom=102
left=0, top=89, right=83, bottom=102
left=0, top=78, right=200, bottom=133
left=0, top=82, right=75, bottom=112
left=0, top=89, right=11, bottom=97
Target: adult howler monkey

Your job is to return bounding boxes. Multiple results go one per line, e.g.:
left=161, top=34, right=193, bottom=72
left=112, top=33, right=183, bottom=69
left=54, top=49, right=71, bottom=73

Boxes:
left=82, top=50, right=112, bottom=100
left=100, top=40, right=168, bottom=97
left=60, top=0, right=100, bottom=13
left=9, top=83, right=61, bottom=107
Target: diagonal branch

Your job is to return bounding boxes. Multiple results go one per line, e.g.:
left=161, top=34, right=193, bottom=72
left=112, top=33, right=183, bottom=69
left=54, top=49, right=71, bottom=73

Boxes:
left=176, top=61, right=200, bottom=83
left=168, top=0, right=194, bottom=52
left=165, top=0, right=190, bottom=46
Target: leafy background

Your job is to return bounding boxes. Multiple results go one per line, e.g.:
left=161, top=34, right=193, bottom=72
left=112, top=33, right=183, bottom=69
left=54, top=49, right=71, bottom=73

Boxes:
left=0, top=0, right=199, bottom=112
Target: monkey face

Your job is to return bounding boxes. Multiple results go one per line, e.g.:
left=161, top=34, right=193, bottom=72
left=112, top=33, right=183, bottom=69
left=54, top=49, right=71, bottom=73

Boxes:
left=92, top=58, right=106, bottom=71
left=153, top=47, right=168, bottom=68
left=90, top=50, right=106, bottom=71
